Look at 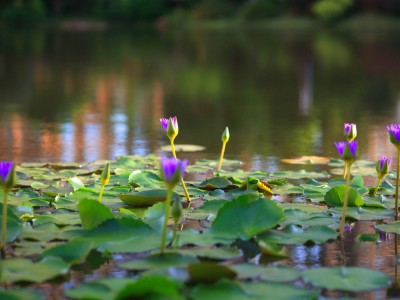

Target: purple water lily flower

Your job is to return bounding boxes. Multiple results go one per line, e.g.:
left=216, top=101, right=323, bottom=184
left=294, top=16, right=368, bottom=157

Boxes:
left=160, top=157, right=188, bottom=188
left=0, top=162, right=13, bottom=183
left=160, top=116, right=178, bottom=134
left=376, top=155, right=391, bottom=178
left=334, top=140, right=357, bottom=161
left=387, top=124, right=400, bottom=146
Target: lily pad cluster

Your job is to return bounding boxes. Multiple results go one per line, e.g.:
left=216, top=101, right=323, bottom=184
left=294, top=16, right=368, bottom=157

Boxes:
left=0, top=155, right=396, bottom=299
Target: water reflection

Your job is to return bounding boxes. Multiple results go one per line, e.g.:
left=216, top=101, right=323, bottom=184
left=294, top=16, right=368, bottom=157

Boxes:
left=1, top=28, right=400, bottom=167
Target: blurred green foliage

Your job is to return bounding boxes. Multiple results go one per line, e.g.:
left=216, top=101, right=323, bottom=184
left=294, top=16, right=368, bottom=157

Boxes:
left=0, top=0, right=400, bottom=24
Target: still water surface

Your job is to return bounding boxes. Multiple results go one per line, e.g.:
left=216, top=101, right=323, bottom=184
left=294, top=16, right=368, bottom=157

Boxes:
left=1, top=27, right=400, bottom=169
left=2, top=26, right=400, bottom=298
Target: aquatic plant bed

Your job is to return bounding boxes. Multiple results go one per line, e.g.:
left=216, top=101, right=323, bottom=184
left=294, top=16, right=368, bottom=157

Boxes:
left=0, top=155, right=398, bottom=299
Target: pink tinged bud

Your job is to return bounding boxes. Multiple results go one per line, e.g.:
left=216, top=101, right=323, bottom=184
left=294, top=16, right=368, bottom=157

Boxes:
left=344, top=123, right=357, bottom=142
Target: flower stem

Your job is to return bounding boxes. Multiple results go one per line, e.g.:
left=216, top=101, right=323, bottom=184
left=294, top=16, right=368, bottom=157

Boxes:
left=373, top=178, right=382, bottom=197
left=171, top=220, right=178, bottom=248
left=1, top=191, right=8, bottom=257
left=396, top=149, right=400, bottom=220
left=342, top=163, right=347, bottom=179
left=160, top=188, right=172, bottom=254
left=170, top=139, right=191, bottom=203
left=98, top=185, right=105, bottom=202
left=217, top=141, right=227, bottom=171
left=339, top=162, right=351, bottom=239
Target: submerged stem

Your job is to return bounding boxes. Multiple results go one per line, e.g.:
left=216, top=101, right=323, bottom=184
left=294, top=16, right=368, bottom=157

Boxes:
left=339, top=162, right=351, bottom=239
left=217, top=142, right=227, bottom=171
left=169, top=139, right=191, bottom=203
left=396, top=149, right=400, bottom=220
left=160, top=189, right=172, bottom=254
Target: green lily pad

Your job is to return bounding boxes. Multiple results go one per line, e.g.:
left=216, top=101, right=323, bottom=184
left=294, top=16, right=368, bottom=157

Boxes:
left=258, top=225, right=338, bottom=245
left=160, top=144, right=205, bottom=152
left=302, top=267, right=390, bottom=291
left=242, top=281, right=320, bottom=300
left=190, top=280, right=248, bottom=300
left=356, top=233, right=379, bottom=242
left=119, top=189, right=180, bottom=207
left=231, top=264, right=301, bottom=282
left=128, top=170, right=163, bottom=188
left=324, top=185, right=364, bottom=207
left=376, top=221, right=400, bottom=234
left=40, top=239, right=93, bottom=264
left=116, top=275, right=184, bottom=300
left=188, top=262, right=237, bottom=284
left=2, top=257, right=70, bottom=284
left=119, top=253, right=198, bottom=271
left=0, top=289, right=44, bottom=300
left=329, top=207, right=394, bottom=221
left=197, top=177, right=234, bottom=190
left=78, top=199, right=114, bottom=230
left=212, top=193, right=284, bottom=240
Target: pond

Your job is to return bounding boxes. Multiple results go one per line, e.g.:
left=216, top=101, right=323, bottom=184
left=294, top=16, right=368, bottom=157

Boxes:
left=1, top=26, right=400, bottom=299
left=1, top=27, right=400, bottom=167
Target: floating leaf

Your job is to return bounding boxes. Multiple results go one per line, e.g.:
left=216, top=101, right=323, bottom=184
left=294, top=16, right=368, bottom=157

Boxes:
left=2, top=257, right=70, bottom=284
left=116, top=275, right=184, bottom=300
left=160, top=144, right=205, bottom=152
left=324, top=185, right=364, bottom=207
left=197, top=177, right=233, bottom=190
left=258, top=225, right=338, bottom=245
left=40, top=239, right=93, bottom=264
left=281, top=156, right=330, bottom=165
left=212, top=193, right=284, bottom=240
left=231, top=263, right=301, bottom=282
left=119, top=189, right=179, bottom=207
left=69, top=177, right=85, bottom=191
left=119, top=253, right=198, bottom=271
left=356, top=233, right=379, bottom=243
left=376, top=221, right=400, bottom=234
left=188, top=262, right=236, bottom=284
left=329, top=207, right=394, bottom=221
left=128, top=171, right=162, bottom=188
left=190, top=280, right=248, bottom=300
left=78, top=199, right=114, bottom=230
left=302, top=267, right=390, bottom=291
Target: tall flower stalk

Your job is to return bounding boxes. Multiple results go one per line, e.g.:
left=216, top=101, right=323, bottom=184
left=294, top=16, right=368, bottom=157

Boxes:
left=98, top=163, right=110, bottom=202
left=0, top=162, right=16, bottom=257
left=334, top=140, right=357, bottom=238
left=217, top=127, right=230, bottom=171
left=373, top=156, right=391, bottom=197
left=160, top=117, right=191, bottom=203
left=387, top=124, right=400, bottom=220
left=159, top=157, right=188, bottom=254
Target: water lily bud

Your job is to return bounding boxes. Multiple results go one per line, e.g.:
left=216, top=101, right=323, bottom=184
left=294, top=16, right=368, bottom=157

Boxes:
left=160, top=157, right=188, bottom=189
left=334, top=140, right=357, bottom=163
left=344, top=123, right=357, bottom=142
left=100, top=163, right=110, bottom=186
left=160, top=116, right=179, bottom=141
left=0, top=162, right=16, bottom=192
left=376, top=156, right=391, bottom=179
left=387, top=124, right=400, bottom=148
left=171, top=198, right=183, bottom=223
left=221, top=127, right=230, bottom=144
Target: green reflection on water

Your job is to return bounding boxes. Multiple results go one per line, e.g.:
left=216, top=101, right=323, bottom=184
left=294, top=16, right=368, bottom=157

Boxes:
left=0, top=27, right=399, bottom=165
